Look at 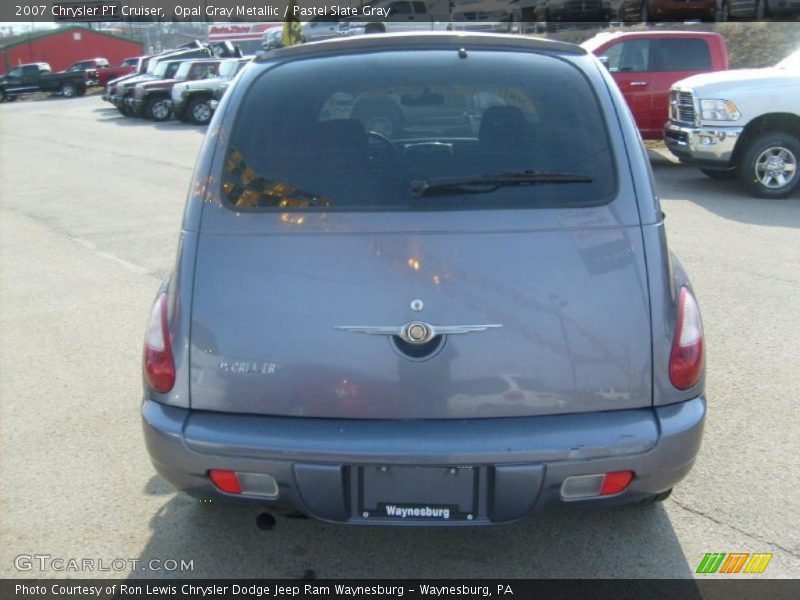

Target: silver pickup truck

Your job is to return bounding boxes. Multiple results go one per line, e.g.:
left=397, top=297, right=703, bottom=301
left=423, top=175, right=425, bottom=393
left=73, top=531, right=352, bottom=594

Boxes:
left=664, top=49, right=800, bottom=199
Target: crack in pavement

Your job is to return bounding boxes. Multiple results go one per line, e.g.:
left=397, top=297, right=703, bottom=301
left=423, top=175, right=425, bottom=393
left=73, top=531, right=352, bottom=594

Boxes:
left=2, top=131, right=195, bottom=172
left=670, top=498, right=800, bottom=559
left=1, top=204, right=163, bottom=281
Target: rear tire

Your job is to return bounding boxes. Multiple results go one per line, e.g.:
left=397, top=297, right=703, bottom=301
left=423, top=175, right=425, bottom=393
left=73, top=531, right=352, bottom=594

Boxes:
left=700, top=168, right=736, bottom=180
left=737, top=133, right=800, bottom=199
left=60, top=82, right=77, bottom=98
left=146, top=96, right=171, bottom=122
left=187, top=97, right=213, bottom=125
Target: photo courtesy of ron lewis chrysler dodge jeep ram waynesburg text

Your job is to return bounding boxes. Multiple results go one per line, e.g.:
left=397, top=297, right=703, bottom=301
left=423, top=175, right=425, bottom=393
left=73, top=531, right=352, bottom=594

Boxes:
left=142, top=33, right=706, bottom=526
left=665, top=48, right=800, bottom=199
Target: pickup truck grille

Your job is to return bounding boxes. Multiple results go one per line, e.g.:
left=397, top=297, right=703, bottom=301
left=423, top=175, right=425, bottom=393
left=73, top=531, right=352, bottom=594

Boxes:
left=670, top=90, right=696, bottom=124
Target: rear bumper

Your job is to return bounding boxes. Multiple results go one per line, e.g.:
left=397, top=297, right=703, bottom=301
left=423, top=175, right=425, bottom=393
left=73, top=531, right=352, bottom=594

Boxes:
left=142, top=396, right=705, bottom=525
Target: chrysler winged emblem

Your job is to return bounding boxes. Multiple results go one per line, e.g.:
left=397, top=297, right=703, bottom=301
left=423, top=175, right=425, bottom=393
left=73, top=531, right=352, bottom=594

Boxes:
left=334, top=322, right=502, bottom=345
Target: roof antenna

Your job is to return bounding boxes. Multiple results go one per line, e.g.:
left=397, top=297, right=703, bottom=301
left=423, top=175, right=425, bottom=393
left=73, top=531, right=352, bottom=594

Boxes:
left=458, top=48, right=468, bottom=59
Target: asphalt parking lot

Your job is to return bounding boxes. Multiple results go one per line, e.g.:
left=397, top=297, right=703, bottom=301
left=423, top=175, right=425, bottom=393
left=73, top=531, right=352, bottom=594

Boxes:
left=1, top=96, right=798, bottom=579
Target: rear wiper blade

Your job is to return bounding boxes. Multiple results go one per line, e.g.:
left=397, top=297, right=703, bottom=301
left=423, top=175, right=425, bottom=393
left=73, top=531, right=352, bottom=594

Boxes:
left=409, top=171, right=593, bottom=198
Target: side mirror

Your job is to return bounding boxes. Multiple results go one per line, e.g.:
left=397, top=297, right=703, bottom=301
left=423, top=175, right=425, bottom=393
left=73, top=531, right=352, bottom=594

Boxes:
left=599, top=56, right=610, bottom=69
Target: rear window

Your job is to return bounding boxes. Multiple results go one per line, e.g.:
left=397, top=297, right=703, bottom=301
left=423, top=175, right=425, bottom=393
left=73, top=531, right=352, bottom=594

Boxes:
left=653, top=39, right=711, bottom=72
left=222, top=50, right=615, bottom=212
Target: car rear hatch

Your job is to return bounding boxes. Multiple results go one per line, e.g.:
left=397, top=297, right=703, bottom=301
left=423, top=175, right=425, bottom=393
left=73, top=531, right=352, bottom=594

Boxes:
left=187, top=46, right=652, bottom=420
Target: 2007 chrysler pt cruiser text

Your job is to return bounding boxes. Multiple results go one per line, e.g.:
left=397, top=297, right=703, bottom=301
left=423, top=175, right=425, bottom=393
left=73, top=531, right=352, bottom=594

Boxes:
left=142, top=33, right=706, bottom=525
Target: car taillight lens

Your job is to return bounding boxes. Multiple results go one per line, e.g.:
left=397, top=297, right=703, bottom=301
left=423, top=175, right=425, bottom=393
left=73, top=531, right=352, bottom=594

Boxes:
left=599, top=470, right=634, bottom=495
left=561, top=471, right=634, bottom=499
left=208, top=470, right=241, bottom=494
left=143, top=292, right=175, bottom=393
left=669, top=287, right=704, bottom=390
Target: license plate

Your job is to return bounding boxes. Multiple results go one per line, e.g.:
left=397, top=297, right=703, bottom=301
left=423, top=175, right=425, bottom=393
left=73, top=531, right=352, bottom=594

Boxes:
left=357, top=465, right=478, bottom=521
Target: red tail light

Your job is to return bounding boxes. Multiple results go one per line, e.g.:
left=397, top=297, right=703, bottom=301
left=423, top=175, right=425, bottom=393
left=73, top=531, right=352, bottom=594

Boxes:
left=669, top=287, right=704, bottom=390
left=599, top=470, right=634, bottom=495
left=208, top=470, right=241, bottom=494
left=143, top=293, right=175, bottom=393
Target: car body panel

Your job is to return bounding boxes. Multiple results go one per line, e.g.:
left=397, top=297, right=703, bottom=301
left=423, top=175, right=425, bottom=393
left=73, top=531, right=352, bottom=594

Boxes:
left=189, top=222, right=653, bottom=419
left=142, top=33, right=704, bottom=522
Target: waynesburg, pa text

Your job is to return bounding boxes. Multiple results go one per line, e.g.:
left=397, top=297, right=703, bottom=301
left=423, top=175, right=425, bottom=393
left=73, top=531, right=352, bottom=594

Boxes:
left=16, top=584, right=514, bottom=598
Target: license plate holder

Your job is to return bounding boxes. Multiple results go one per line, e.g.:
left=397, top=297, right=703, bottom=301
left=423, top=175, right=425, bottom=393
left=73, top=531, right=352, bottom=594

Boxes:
left=357, top=465, right=478, bottom=521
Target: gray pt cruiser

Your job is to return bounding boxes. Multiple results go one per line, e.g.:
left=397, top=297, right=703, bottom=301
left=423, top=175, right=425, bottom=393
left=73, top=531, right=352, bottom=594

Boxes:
left=142, top=33, right=706, bottom=526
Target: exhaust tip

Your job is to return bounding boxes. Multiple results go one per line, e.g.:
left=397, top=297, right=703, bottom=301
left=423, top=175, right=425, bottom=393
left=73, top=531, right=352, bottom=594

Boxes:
left=256, top=512, right=276, bottom=531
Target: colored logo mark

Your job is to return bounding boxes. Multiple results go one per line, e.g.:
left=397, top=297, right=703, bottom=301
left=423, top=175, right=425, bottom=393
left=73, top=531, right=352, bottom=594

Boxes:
left=696, top=552, right=773, bottom=574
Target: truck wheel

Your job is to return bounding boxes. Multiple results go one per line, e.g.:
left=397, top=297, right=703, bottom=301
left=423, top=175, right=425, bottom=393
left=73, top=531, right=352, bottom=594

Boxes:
left=60, top=83, right=77, bottom=98
left=738, top=133, right=800, bottom=199
left=700, top=168, right=736, bottom=180
left=188, top=97, right=213, bottom=125
left=146, top=96, right=171, bottom=122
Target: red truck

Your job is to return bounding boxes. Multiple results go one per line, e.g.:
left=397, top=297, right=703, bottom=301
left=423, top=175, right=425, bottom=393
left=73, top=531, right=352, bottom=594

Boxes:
left=582, top=31, right=729, bottom=140
left=96, top=57, right=142, bottom=87
left=63, top=57, right=141, bottom=88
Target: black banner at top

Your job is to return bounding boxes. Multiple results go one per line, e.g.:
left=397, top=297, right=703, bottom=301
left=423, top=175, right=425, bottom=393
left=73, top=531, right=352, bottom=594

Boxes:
left=3, top=0, right=800, bottom=23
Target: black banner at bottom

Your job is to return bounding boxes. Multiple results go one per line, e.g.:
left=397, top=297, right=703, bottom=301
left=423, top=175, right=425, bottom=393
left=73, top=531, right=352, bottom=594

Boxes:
left=2, top=579, right=798, bottom=600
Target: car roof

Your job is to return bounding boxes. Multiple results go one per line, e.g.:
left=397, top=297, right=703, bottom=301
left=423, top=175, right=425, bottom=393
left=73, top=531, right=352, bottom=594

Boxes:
left=254, top=32, right=586, bottom=63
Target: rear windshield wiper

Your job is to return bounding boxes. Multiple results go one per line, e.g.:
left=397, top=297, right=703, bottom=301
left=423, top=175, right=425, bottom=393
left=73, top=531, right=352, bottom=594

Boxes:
left=409, top=171, right=593, bottom=198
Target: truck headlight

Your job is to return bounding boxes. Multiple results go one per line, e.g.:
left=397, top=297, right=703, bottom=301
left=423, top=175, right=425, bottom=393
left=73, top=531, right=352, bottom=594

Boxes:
left=699, top=99, right=741, bottom=121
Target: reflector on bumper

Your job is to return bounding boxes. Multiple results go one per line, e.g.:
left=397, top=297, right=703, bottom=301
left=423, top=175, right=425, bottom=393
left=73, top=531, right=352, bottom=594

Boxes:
left=209, top=470, right=279, bottom=498
left=560, top=471, right=633, bottom=500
